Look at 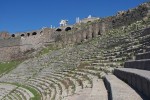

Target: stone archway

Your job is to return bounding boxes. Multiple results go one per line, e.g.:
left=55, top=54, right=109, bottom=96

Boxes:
left=32, top=32, right=37, bottom=35
left=95, top=23, right=101, bottom=36
left=98, top=31, right=101, bottom=35
left=65, top=27, right=71, bottom=31
left=11, top=34, right=15, bottom=37
left=21, top=34, right=25, bottom=37
left=27, top=33, right=30, bottom=36
left=86, top=34, right=88, bottom=39
left=56, top=28, right=62, bottom=32
left=92, top=33, right=95, bottom=38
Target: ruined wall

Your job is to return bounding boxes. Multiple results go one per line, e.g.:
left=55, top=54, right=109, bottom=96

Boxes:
left=41, top=28, right=55, bottom=43
left=0, top=32, right=10, bottom=39
left=0, top=38, right=20, bottom=47
left=0, top=46, right=21, bottom=62
left=20, top=28, right=55, bottom=52
left=20, top=30, right=43, bottom=52
left=57, top=2, right=150, bottom=45
left=0, top=28, right=55, bottom=62
left=59, top=21, right=105, bottom=45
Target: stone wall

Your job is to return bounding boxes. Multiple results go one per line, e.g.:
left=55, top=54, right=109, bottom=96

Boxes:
left=58, top=21, right=106, bottom=45
left=20, top=28, right=55, bottom=52
left=55, top=2, right=150, bottom=45
left=0, top=38, right=20, bottom=48
left=0, top=32, right=10, bottom=39
left=20, top=30, right=43, bottom=52
left=0, top=46, right=21, bottom=62
left=0, top=28, right=55, bottom=62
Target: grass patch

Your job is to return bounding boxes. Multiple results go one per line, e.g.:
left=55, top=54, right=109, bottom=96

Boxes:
left=11, top=83, right=41, bottom=100
left=0, top=61, right=21, bottom=75
left=39, top=47, right=50, bottom=55
left=37, top=43, right=61, bottom=56
left=22, top=85, right=41, bottom=100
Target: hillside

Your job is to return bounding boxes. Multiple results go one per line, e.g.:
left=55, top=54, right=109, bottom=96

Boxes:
left=0, top=2, right=150, bottom=100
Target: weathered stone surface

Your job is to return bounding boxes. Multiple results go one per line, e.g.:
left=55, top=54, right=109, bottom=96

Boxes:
left=114, top=68, right=150, bottom=99
left=136, top=51, right=150, bottom=60
left=63, top=79, right=108, bottom=100
left=0, top=83, right=17, bottom=99
left=124, top=59, right=150, bottom=70
left=104, top=74, right=143, bottom=100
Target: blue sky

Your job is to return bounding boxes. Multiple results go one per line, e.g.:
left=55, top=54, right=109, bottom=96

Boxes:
left=0, top=0, right=148, bottom=33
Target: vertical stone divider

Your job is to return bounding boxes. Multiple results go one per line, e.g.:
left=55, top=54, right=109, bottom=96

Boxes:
left=76, top=32, right=82, bottom=44
left=82, top=30, right=87, bottom=41
left=88, top=25, right=93, bottom=39
left=95, top=22, right=101, bottom=36
left=71, top=34, right=76, bottom=45
left=80, top=30, right=84, bottom=42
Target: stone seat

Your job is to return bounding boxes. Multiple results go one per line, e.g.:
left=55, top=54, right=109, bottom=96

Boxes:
left=83, top=65, right=114, bottom=73
left=139, top=36, right=150, bottom=44
left=145, top=46, right=150, bottom=52
left=60, top=71, right=92, bottom=89
left=81, top=58, right=95, bottom=61
left=13, top=90, right=26, bottom=100
left=124, top=59, right=150, bottom=70
left=125, top=46, right=143, bottom=53
left=63, top=79, right=108, bottom=100
left=92, top=59, right=110, bottom=63
left=104, top=74, right=143, bottom=100
left=44, top=76, right=69, bottom=97
left=0, top=83, right=17, bottom=100
left=16, top=87, right=34, bottom=100
left=136, top=51, right=150, bottom=60
left=2, top=96, right=11, bottom=100
left=47, top=73, right=78, bottom=95
left=92, top=62, right=120, bottom=67
left=9, top=92, right=20, bottom=100
left=26, top=81, right=48, bottom=100
left=142, top=41, right=150, bottom=46
left=131, top=28, right=149, bottom=39
left=114, top=68, right=150, bottom=99
left=33, top=77, right=62, bottom=100
left=75, top=68, right=102, bottom=74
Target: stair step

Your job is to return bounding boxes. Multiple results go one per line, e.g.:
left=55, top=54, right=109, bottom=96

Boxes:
left=87, top=79, right=108, bottom=100
left=63, top=79, right=107, bottom=100
left=136, top=52, right=150, bottom=60
left=114, top=68, right=150, bottom=99
left=104, top=74, right=143, bottom=100
left=124, top=59, right=150, bottom=70
left=145, top=46, right=150, bottom=52
left=16, top=87, right=34, bottom=100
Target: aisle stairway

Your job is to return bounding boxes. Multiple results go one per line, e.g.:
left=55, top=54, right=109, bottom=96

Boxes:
left=112, top=51, right=150, bottom=100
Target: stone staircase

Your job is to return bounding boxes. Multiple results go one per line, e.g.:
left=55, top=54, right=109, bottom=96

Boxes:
left=104, top=75, right=143, bottom=100
left=113, top=51, right=150, bottom=99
